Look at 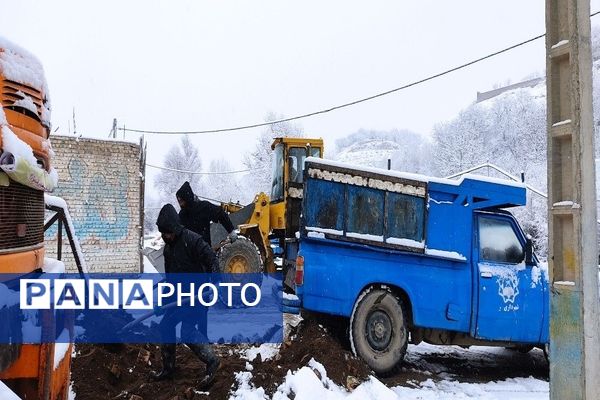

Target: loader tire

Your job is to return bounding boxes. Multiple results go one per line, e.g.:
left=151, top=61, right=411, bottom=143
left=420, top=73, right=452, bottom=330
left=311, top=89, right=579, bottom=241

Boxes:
left=217, top=237, right=263, bottom=307
left=217, top=237, right=262, bottom=274
left=350, top=288, right=408, bottom=376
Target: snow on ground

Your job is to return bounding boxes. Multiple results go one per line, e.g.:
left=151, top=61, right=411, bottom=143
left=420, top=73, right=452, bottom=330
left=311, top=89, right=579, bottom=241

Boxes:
left=231, top=356, right=548, bottom=399
left=242, top=343, right=281, bottom=362
left=392, top=377, right=548, bottom=399
left=231, top=333, right=549, bottom=399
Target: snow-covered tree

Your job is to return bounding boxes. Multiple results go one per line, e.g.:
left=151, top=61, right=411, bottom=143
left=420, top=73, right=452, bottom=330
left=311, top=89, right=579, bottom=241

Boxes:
left=154, top=135, right=203, bottom=202
left=432, top=86, right=548, bottom=255
left=204, top=158, right=247, bottom=204
left=432, top=105, right=491, bottom=177
left=243, top=112, right=304, bottom=195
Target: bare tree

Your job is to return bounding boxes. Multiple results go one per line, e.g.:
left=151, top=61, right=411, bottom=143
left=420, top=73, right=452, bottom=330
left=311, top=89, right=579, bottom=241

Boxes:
left=154, top=135, right=203, bottom=202
left=243, top=112, right=304, bottom=194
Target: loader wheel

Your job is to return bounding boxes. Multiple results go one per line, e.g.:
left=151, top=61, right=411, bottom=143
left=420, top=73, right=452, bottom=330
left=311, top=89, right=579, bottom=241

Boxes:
left=217, top=237, right=263, bottom=307
left=218, top=237, right=262, bottom=274
left=350, top=288, right=408, bottom=376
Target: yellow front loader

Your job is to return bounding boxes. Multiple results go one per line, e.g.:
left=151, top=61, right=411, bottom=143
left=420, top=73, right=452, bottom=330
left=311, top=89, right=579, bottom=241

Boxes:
left=212, top=137, right=323, bottom=276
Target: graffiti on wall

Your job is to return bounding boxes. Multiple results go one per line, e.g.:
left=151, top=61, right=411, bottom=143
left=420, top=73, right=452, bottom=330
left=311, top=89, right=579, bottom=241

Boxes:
left=47, top=158, right=131, bottom=242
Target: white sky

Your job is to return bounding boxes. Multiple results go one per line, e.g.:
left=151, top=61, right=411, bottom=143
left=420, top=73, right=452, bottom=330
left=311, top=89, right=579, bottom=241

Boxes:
left=2, top=0, right=600, bottom=181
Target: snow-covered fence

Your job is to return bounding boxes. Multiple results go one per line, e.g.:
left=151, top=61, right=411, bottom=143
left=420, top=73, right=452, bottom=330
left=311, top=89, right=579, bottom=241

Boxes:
left=44, top=135, right=143, bottom=273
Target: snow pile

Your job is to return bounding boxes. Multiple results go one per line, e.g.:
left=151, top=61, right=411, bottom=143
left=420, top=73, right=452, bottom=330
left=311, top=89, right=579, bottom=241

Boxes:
left=233, top=358, right=398, bottom=400
left=231, top=371, right=267, bottom=400
left=0, top=35, right=51, bottom=126
left=242, top=343, right=280, bottom=362
left=0, top=36, right=49, bottom=93
left=43, top=257, right=66, bottom=273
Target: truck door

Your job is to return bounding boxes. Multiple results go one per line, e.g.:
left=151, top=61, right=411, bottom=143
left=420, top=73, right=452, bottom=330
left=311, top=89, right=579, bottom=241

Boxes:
left=473, top=213, right=543, bottom=343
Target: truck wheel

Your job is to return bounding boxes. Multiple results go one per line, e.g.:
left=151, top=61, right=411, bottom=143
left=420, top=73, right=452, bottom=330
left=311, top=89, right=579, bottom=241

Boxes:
left=350, top=288, right=408, bottom=376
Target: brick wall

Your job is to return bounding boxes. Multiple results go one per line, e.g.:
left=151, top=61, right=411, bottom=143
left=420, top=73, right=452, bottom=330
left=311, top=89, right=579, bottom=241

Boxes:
left=44, top=135, right=142, bottom=273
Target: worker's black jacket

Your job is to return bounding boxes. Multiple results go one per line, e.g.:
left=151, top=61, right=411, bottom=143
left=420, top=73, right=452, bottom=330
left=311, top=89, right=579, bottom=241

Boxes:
left=177, top=183, right=234, bottom=246
left=156, top=204, right=218, bottom=274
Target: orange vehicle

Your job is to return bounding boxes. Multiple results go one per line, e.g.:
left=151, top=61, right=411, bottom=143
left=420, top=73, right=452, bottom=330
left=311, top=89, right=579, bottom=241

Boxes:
left=0, top=37, right=71, bottom=399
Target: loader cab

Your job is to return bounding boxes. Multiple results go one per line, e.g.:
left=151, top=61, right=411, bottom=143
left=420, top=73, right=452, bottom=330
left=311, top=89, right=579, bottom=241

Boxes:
left=270, top=138, right=323, bottom=235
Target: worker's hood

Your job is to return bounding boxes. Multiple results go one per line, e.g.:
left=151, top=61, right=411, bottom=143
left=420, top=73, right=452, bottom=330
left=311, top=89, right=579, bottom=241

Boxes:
left=156, top=204, right=183, bottom=235
left=176, top=181, right=195, bottom=204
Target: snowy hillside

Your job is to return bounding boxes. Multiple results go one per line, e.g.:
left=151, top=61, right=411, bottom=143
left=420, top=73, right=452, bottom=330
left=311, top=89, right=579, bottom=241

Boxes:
left=335, top=139, right=401, bottom=169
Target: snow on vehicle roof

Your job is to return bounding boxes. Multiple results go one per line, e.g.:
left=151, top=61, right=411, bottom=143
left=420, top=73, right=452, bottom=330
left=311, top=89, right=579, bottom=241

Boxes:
left=0, top=36, right=48, bottom=92
left=0, top=35, right=51, bottom=127
left=306, top=157, right=526, bottom=189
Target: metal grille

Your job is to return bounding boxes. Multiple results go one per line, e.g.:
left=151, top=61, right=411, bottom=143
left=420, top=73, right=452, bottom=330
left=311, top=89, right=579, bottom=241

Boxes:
left=0, top=180, right=44, bottom=251
left=1, top=79, right=43, bottom=121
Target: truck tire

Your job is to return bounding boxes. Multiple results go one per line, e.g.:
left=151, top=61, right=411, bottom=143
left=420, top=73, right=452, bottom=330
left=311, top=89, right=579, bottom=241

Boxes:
left=350, top=288, right=408, bottom=376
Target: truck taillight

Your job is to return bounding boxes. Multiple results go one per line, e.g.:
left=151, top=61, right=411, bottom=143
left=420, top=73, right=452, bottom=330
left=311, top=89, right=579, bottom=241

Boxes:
left=295, top=255, right=304, bottom=286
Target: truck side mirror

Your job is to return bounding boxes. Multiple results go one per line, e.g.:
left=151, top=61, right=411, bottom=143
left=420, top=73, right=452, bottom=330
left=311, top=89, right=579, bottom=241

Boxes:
left=525, top=238, right=534, bottom=265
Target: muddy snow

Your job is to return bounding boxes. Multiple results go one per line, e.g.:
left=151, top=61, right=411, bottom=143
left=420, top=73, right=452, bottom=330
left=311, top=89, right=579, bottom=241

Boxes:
left=70, top=313, right=548, bottom=400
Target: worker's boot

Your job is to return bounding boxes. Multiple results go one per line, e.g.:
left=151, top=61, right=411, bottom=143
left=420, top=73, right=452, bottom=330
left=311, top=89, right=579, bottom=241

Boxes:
left=188, top=344, right=220, bottom=389
left=150, top=345, right=176, bottom=380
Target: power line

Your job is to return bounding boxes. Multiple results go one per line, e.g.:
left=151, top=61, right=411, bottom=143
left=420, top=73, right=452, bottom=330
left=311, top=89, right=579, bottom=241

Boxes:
left=121, top=11, right=600, bottom=136
left=146, top=162, right=265, bottom=175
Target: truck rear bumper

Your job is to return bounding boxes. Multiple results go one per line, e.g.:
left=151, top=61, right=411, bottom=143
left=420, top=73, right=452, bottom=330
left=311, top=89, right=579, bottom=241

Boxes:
left=277, top=283, right=302, bottom=314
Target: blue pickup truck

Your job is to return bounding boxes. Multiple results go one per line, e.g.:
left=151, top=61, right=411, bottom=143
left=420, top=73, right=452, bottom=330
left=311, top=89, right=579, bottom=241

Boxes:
left=287, top=158, right=548, bottom=375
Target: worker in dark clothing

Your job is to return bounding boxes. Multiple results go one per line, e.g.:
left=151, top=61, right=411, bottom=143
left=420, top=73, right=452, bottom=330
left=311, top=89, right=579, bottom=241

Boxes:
left=151, top=204, right=220, bottom=389
left=176, top=181, right=237, bottom=246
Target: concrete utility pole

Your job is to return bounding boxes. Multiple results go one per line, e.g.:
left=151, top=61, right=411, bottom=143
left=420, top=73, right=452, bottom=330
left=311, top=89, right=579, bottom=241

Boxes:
left=545, top=0, right=600, bottom=399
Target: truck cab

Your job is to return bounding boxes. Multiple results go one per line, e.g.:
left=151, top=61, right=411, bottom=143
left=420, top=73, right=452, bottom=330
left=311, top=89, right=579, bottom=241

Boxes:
left=292, top=158, right=548, bottom=375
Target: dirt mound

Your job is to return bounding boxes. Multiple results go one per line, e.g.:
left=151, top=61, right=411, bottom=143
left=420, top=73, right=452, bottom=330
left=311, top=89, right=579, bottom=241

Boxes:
left=71, top=318, right=370, bottom=400
left=72, top=343, right=218, bottom=400
left=250, top=318, right=370, bottom=395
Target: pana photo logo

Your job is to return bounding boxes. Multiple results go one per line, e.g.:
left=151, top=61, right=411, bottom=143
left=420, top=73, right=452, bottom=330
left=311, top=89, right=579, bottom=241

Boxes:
left=20, top=278, right=261, bottom=309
